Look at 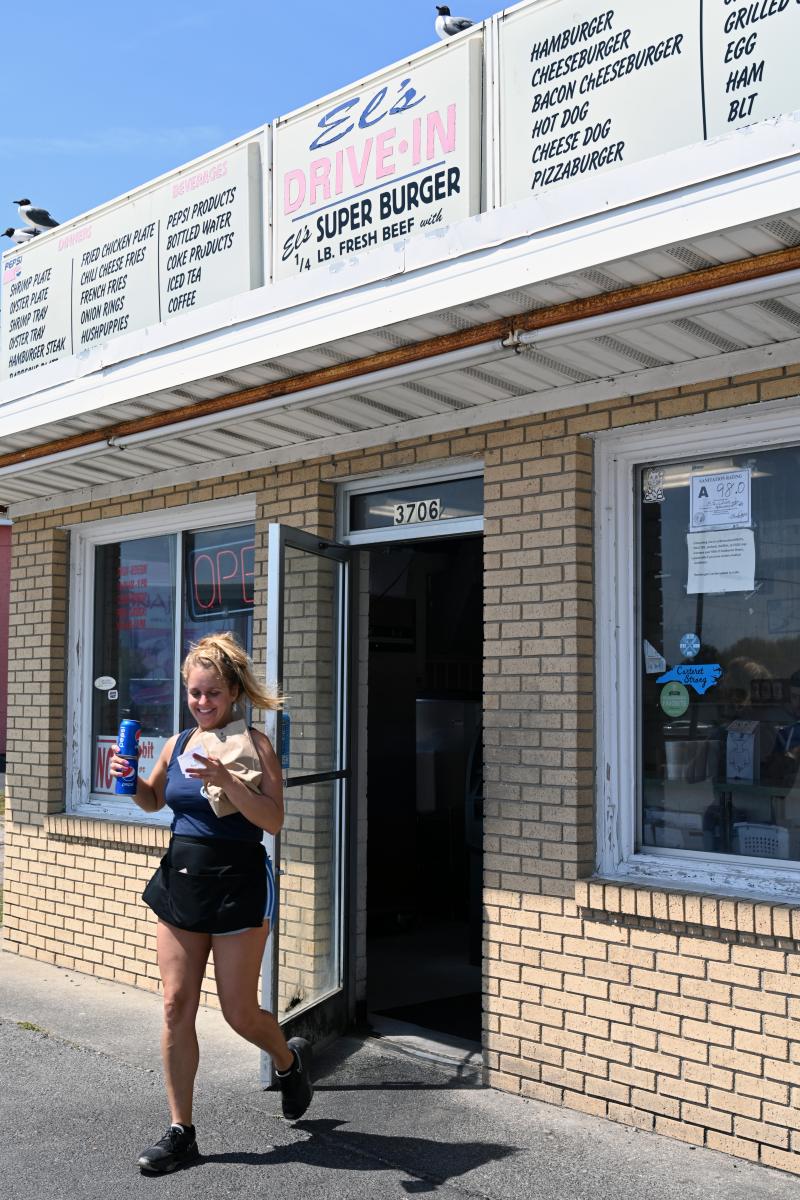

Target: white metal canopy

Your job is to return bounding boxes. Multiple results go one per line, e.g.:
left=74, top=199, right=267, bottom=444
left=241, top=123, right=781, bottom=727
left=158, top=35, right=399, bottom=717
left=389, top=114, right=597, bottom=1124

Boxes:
left=2, top=121, right=800, bottom=515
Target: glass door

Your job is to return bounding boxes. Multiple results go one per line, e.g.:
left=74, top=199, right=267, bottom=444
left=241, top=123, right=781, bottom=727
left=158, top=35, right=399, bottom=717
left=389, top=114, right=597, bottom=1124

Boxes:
left=262, top=524, right=351, bottom=1062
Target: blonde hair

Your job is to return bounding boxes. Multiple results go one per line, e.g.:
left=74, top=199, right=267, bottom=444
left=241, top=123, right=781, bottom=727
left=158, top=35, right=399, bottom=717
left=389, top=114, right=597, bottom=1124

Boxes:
left=182, top=632, right=283, bottom=712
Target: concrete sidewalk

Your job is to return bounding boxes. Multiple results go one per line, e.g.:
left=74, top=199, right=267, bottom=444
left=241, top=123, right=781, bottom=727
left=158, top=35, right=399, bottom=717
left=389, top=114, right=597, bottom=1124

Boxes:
left=0, top=940, right=796, bottom=1200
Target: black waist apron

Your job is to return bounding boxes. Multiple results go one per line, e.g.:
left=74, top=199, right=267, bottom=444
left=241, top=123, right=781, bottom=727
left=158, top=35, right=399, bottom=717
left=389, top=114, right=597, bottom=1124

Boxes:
left=142, top=835, right=267, bottom=934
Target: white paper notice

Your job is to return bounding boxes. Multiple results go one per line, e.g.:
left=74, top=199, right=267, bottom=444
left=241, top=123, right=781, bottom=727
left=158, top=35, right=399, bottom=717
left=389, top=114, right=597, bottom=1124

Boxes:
left=726, top=720, right=759, bottom=784
left=643, top=640, right=666, bottom=674
left=687, top=529, right=755, bottom=595
left=690, top=469, right=751, bottom=531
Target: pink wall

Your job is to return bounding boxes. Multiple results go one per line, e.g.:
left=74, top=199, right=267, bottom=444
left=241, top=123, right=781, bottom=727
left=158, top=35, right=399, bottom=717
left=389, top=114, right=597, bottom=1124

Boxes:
left=0, top=524, right=11, bottom=761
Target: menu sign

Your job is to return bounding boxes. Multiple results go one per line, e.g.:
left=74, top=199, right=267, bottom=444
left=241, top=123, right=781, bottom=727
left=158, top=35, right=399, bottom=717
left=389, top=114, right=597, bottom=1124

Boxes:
left=73, top=196, right=158, bottom=351
left=2, top=241, right=72, bottom=378
left=1, top=141, right=263, bottom=380
left=703, top=0, right=800, bottom=137
left=499, top=0, right=800, bottom=204
left=272, top=35, right=482, bottom=281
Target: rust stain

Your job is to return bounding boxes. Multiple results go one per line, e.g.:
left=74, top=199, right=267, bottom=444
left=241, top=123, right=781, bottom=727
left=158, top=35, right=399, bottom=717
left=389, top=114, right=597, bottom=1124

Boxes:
left=3, top=245, right=800, bottom=472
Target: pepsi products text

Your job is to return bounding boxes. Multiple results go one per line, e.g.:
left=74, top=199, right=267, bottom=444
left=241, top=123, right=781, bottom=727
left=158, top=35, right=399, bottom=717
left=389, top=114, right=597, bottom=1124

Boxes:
left=115, top=719, right=142, bottom=795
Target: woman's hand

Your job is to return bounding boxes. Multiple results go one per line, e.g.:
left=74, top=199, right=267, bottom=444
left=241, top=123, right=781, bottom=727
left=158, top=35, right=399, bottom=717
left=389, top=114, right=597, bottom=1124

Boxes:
left=184, top=753, right=234, bottom=791
left=108, top=743, right=138, bottom=779
left=109, top=738, right=169, bottom=813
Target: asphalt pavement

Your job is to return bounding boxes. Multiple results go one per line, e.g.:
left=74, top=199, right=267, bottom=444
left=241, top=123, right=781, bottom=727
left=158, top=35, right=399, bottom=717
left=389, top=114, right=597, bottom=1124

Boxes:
left=1, top=938, right=798, bottom=1199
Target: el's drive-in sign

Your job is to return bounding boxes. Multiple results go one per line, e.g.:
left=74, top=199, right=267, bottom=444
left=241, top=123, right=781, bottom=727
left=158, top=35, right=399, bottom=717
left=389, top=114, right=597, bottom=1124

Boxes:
left=272, top=33, right=483, bottom=280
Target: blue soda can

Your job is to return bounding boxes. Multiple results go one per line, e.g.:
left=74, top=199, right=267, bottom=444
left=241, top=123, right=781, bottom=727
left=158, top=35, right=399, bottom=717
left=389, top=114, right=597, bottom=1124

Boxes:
left=115, top=718, right=142, bottom=795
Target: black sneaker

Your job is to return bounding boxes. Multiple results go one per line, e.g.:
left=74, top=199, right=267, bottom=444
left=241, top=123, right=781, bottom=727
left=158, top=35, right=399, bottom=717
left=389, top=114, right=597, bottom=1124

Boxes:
left=278, top=1037, right=314, bottom=1120
left=137, top=1124, right=200, bottom=1174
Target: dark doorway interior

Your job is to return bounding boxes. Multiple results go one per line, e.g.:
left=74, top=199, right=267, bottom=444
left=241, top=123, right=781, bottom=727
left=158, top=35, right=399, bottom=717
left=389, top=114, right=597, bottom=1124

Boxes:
left=366, top=535, right=483, bottom=1044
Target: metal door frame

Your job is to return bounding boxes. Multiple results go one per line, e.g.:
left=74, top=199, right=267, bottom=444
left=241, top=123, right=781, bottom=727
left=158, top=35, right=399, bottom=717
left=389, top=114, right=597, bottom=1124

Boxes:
left=261, top=524, right=352, bottom=1084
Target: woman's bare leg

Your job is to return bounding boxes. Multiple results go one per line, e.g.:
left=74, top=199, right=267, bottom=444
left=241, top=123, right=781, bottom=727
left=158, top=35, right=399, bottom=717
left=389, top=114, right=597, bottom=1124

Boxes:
left=212, top=922, right=293, bottom=1071
left=156, top=920, right=212, bottom=1125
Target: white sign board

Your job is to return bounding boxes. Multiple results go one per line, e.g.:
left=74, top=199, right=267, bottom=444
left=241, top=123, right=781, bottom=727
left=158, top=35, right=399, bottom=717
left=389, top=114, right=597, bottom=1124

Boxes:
left=498, top=0, right=800, bottom=204
left=690, top=469, right=751, bottom=530
left=272, top=35, right=482, bottom=280
left=1, top=141, right=263, bottom=380
left=686, top=528, right=756, bottom=594
left=2, top=243, right=72, bottom=378
left=702, top=0, right=800, bottom=137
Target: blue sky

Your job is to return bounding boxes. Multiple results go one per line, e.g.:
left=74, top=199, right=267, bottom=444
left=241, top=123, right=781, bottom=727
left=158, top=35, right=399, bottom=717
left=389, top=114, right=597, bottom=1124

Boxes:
left=1, top=0, right=501, bottom=232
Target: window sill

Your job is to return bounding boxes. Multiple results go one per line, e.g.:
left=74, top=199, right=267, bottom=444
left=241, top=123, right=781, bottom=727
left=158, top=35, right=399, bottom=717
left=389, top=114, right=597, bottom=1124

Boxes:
left=576, top=878, right=800, bottom=940
left=45, top=813, right=170, bottom=850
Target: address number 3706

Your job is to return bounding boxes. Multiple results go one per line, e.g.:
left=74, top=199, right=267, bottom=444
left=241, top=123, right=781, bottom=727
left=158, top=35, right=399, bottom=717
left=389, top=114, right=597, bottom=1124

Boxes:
left=393, top=498, right=443, bottom=526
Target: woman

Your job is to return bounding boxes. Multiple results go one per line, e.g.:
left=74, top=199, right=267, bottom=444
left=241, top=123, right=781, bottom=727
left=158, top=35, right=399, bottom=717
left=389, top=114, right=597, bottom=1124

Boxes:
left=110, top=632, right=313, bottom=1175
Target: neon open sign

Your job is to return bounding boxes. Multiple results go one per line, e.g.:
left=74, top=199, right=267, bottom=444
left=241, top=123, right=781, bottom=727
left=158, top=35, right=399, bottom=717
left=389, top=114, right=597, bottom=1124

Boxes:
left=187, top=533, right=255, bottom=620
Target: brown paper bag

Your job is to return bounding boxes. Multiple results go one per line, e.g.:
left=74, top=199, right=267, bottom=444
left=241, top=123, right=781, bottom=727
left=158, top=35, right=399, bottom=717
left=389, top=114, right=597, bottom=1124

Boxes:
left=199, top=718, right=261, bottom=818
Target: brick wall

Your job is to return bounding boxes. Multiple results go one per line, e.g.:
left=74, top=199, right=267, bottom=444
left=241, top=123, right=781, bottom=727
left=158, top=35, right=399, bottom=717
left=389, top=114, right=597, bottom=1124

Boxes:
left=0, top=523, right=11, bottom=761
left=6, top=523, right=68, bottom=822
left=4, top=362, right=800, bottom=1172
left=277, top=545, right=336, bottom=1014
left=484, top=882, right=800, bottom=1174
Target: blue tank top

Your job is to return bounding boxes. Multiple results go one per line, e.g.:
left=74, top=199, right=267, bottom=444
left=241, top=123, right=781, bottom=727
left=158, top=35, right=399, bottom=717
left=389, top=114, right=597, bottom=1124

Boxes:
left=165, top=729, right=263, bottom=843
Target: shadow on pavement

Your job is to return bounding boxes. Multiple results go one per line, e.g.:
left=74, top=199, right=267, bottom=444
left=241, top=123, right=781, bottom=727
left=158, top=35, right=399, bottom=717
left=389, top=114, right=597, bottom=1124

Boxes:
left=200, top=1116, right=518, bottom=1193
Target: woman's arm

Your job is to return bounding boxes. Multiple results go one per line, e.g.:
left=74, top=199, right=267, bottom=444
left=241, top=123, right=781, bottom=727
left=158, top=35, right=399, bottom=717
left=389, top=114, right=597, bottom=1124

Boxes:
left=188, top=730, right=284, bottom=834
left=109, top=735, right=176, bottom=813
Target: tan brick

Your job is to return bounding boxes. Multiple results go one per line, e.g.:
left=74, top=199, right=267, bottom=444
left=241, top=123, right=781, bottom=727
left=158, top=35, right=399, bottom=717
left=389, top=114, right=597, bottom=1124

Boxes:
left=632, top=1048, right=681, bottom=1078
left=731, top=945, right=786, bottom=972
left=731, top=987, right=786, bottom=1016
left=708, top=962, right=759, bottom=989
left=708, top=1087, right=761, bottom=1119
left=654, top=1115, right=705, bottom=1146
left=734, top=1030, right=788, bottom=1060
left=734, top=1117, right=790, bottom=1150
left=684, top=1061, right=734, bottom=1090
left=658, top=1076, right=706, bottom=1104
left=563, top=1091, right=608, bottom=1118
left=682, top=977, right=732, bottom=1005
left=679, top=936, right=730, bottom=962
left=607, top=1102, right=655, bottom=1132
left=759, top=1145, right=800, bottom=1176
left=631, top=1089, right=680, bottom=1119
left=763, top=1102, right=800, bottom=1131
left=735, top=1073, right=787, bottom=1106
left=704, top=1131, right=759, bottom=1162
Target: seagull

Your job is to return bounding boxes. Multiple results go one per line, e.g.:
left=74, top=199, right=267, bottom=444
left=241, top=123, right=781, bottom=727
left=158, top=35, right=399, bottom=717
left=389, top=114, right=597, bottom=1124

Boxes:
left=14, top=199, right=59, bottom=231
left=3, top=226, right=39, bottom=245
left=435, top=5, right=474, bottom=38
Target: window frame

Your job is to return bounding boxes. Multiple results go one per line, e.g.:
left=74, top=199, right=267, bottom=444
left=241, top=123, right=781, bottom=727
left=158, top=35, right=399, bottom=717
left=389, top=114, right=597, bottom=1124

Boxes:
left=595, top=395, right=800, bottom=903
left=67, top=497, right=256, bottom=823
left=335, top=460, right=484, bottom=545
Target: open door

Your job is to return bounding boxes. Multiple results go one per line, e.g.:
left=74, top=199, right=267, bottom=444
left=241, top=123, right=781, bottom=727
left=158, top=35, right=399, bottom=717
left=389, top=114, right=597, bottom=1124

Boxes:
left=261, top=524, right=350, bottom=1078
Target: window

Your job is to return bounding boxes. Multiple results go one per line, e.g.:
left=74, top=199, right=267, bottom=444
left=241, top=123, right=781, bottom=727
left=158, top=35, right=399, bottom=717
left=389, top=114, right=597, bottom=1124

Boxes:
left=336, top=462, right=484, bottom=545
left=68, top=500, right=256, bottom=820
left=596, top=400, right=800, bottom=901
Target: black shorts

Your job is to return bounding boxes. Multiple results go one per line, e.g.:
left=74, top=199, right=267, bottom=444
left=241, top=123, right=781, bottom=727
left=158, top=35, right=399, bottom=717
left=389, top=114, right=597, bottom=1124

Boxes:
left=142, top=835, right=271, bottom=935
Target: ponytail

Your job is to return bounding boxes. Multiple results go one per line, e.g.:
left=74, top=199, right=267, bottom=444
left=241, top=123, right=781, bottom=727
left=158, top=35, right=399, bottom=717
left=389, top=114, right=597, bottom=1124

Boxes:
left=182, top=632, right=283, bottom=712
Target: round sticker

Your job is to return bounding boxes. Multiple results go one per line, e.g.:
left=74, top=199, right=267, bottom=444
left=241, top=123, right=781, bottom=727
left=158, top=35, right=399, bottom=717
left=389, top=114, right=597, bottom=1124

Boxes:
left=679, top=633, right=701, bottom=659
left=94, top=675, right=116, bottom=691
left=660, top=682, right=690, bottom=718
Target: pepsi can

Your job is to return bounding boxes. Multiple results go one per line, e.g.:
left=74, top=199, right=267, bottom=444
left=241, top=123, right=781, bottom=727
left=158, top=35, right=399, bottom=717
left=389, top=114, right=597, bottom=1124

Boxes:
left=115, top=719, right=141, bottom=795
